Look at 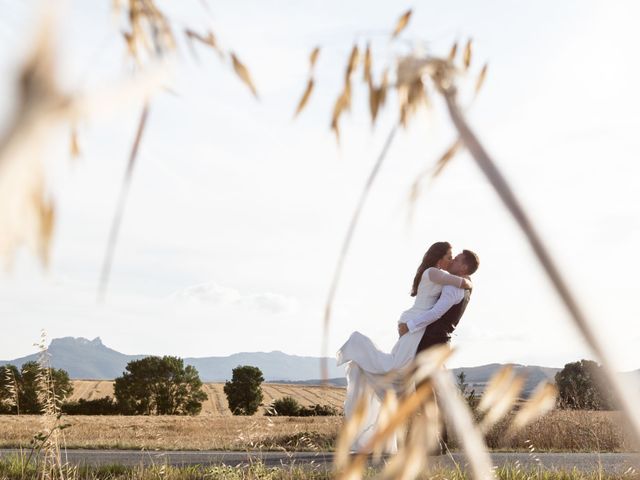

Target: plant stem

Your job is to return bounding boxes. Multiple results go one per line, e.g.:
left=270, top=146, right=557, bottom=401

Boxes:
left=322, top=122, right=398, bottom=380
left=442, top=88, right=640, bottom=450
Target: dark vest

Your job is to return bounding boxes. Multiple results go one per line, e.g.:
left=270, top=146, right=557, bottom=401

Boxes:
left=416, top=290, right=471, bottom=354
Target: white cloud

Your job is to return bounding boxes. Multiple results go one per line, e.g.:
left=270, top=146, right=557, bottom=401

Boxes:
left=170, top=282, right=297, bottom=315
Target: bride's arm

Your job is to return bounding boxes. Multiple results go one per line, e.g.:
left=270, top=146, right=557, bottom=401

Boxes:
left=427, top=268, right=472, bottom=290
left=405, top=286, right=464, bottom=333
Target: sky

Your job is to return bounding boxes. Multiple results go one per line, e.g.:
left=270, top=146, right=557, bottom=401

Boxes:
left=0, top=0, right=639, bottom=372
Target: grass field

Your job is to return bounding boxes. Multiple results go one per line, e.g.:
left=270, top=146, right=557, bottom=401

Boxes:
left=0, top=411, right=634, bottom=452
left=67, top=381, right=346, bottom=416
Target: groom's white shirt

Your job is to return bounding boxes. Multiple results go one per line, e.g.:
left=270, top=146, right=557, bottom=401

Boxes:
left=406, top=285, right=465, bottom=333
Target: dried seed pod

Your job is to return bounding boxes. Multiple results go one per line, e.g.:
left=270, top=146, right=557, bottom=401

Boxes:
left=363, top=43, right=372, bottom=83
left=478, top=365, right=514, bottom=413
left=309, top=46, right=320, bottom=69
left=70, top=127, right=80, bottom=159
left=368, top=84, right=380, bottom=125
left=392, top=9, right=412, bottom=38
left=463, top=38, right=473, bottom=69
left=510, top=382, right=557, bottom=431
left=345, top=44, right=360, bottom=79
left=293, top=78, right=314, bottom=117
left=479, top=375, right=526, bottom=432
left=231, top=53, right=258, bottom=98
left=475, top=63, right=488, bottom=94
left=448, top=42, right=458, bottom=62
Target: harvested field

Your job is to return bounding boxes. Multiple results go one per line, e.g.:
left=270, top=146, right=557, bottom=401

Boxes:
left=0, top=411, right=634, bottom=452
left=68, top=381, right=346, bottom=416
left=0, top=415, right=341, bottom=451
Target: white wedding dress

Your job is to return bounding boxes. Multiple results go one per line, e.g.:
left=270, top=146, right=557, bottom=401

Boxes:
left=336, top=267, right=464, bottom=453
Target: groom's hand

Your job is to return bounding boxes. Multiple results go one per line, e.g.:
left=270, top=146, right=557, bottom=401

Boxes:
left=398, top=323, right=409, bottom=337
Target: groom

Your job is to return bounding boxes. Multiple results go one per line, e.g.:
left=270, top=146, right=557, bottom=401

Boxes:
left=397, top=249, right=479, bottom=349
left=397, top=249, right=479, bottom=453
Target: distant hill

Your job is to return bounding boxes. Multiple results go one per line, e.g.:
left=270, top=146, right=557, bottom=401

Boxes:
left=0, top=337, right=344, bottom=382
left=2, top=337, right=637, bottom=397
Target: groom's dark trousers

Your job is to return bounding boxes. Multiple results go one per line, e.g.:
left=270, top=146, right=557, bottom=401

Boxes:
left=415, top=290, right=471, bottom=452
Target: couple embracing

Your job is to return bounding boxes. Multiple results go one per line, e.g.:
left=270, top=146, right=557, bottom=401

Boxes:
left=336, top=241, right=480, bottom=453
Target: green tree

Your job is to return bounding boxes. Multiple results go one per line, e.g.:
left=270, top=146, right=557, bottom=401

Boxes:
left=223, top=365, right=264, bottom=415
left=555, top=360, right=612, bottom=410
left=0, top=362, right=73, bottom=414
left=114, top=356, right=207, bottom=415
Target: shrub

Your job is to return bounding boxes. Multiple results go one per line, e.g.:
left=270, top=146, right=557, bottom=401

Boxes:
left=299, top=403, right=340, bottom=416
left=62, top=396, right=120, bottom=415
left=265, top=397, right=340, bottom=417
left=265, top=396, right=302, bottom=416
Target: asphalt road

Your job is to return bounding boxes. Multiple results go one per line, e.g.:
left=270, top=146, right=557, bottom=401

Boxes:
left=1, top=449, right=639, bottom=473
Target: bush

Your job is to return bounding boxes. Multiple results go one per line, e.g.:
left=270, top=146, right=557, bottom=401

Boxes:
left=299, top=403, right=340, bottom=416
left=223, top=365, right=264, bottom=416
left=265, top=397, right=340, bottom=417
left=265, top=396, right=301, bottom=416
left=62, top=396, right=120, bottom=415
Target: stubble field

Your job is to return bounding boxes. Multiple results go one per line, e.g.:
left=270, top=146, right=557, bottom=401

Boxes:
left=0, top=378, right=634, bottom=452
left=67, top=381, right=347, bottom=416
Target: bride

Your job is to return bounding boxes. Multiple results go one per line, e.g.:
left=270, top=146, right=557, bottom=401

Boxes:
left=336, top=241, right=471, bottom=453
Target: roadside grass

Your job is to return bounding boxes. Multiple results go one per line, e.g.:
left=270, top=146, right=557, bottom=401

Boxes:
left=0, top=456, right=638, bottom=480
left=0, top=410, right=635, bottom=452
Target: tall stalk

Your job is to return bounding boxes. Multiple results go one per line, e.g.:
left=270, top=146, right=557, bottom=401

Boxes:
left=321, top=123, right=398, bottom=379
left=442, top=87, right=640, bottom=449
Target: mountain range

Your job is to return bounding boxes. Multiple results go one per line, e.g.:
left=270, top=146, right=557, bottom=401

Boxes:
left=1, top=337, right=637, bottom=396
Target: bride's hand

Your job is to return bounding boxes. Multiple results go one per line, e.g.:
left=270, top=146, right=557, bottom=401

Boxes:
left=398, top=323, right=409, bottom=337
left=462, top=278, right=473, bottom=290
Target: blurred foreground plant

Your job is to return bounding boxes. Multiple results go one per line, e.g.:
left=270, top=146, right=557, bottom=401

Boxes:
left=293, top=7, right=640, bottom=479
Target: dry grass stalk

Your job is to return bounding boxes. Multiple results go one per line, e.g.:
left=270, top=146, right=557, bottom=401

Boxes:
left=475, top=63, right=489, bottom=95
left=294, top=79, right=315, bottom=118
left=69, top=126, right=80, bottom=159
left=433, top=369, right=496, bottom=480
left=363, top=44, right=372, bottom=84
left=477, top=365, right=517, bottom=413
left=98, top=103, right=150, bottom=302
left=184, top=29, right=218, bottom=51
left=334, top=392, right=370, bottom=471
left=320, top=123, right=398, bottom=379
left=0, top=13, right=68, bottom=268
left=463, top=39, right=473, bottom=70
left=0, top=1, right=258, bottom=276
left=336, top=383, right=434, bottom=480
left=116, top=0, right=176, bottom=63
left=392, top=10, right=412, bottom=38
left=297, top=20, right=589, bottom=478
left=231, top=53, right=259, bottom=99
left=310, top=47, right=321, bottom=69
left=3, top=367, right=20, bottom=415
left=448, top=42, right=458, bottom=62
left=34, top=331, right=69, bottom=480
left=478, top=374, right=525, bottom=433
left=294, top=47, right=321, bottom=118
left=440, top=86, right=640, bottom=449
left=509, top=382, right=558, bottom=432
left=346, top=45, right=360, bottom=80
